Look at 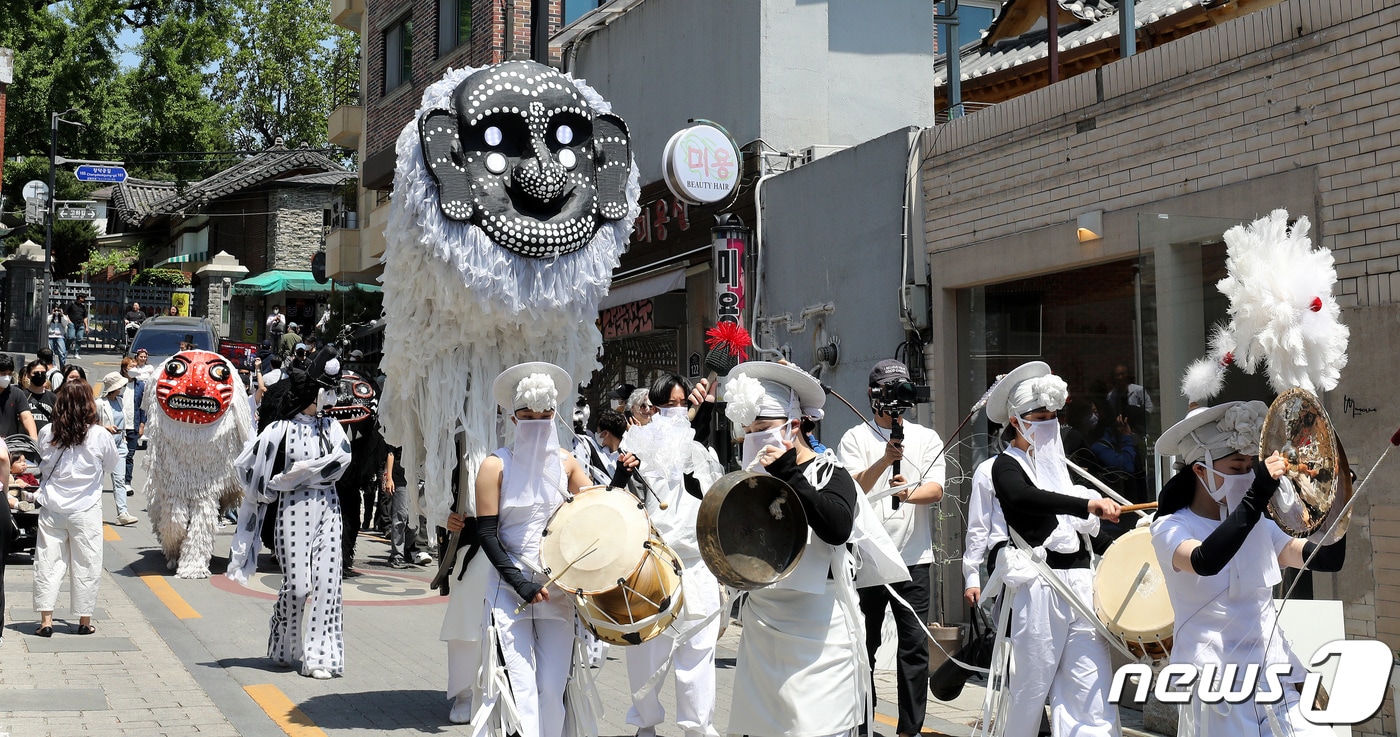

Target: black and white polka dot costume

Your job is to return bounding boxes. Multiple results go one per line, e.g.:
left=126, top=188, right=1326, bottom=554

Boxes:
left=229, top=412, right=352, bottom=677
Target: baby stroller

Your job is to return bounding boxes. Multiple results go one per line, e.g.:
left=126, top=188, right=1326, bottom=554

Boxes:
left=6, top=433, right=42, bottom=557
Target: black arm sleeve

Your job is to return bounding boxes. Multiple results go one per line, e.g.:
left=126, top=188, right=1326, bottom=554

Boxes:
left=609, top=464, right=636, bottom=490
left=767, top=449, right=856, bottom=545
left=682, top=473, right=703, bottom=500
left=476, top=515, right=542, bottom=602
left=1188, top=462, right=1278, bottom=576
left=991, top=455, right=1090, bottom=518
left=1301, top=537, right=1347, bottom=572
left=690, top=402, right=714, bottom=445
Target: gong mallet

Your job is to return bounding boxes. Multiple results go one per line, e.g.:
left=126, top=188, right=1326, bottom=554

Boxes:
left=514, top=545, right=598, bottom=614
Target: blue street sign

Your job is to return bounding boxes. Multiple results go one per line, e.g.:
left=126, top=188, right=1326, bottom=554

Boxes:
left=74, top=165, right=127, bottom=183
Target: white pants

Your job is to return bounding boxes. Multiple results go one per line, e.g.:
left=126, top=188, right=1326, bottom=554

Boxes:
left=270, top=486, right=345, bottom=676
left=1179, top=681, right=1334, bottom=737
left=493, top=613, right=575, bottom=737
left=626, top=559, right=721, bottom=737
left=1003, top=568, right=1118, bottom=737
left=33, top=501, right=103, bottom=616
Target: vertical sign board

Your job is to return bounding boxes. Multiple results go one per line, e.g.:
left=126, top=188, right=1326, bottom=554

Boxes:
left=714, top=231, right=746, bottom=328
left=170, top=292, right=190, bottom=317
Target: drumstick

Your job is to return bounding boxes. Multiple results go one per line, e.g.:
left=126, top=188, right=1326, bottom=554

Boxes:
left=514, top=545, right=598, bottom=614
left=1119, top=502, right=1158, bottom=513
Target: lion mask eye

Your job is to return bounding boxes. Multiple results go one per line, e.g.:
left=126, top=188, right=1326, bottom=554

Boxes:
left=165, top=360, right=187, bottom=378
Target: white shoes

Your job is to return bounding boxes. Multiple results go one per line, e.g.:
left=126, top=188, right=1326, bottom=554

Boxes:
left=413, top=551, right=433, bottom=565
left=116, top=513, right=138, bottom=526
left=308, top=668, right=332, bottom=680
left=449, top=694, right=473, bottom=724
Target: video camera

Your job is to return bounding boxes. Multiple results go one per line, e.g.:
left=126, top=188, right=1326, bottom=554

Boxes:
left=873, top=380, right=931, bottom=415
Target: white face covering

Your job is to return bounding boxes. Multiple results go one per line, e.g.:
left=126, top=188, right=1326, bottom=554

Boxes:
left=0, top=376, right=12, bottom=390
left=1197, top=463, right=1254, bottom=511
left=1017, top=417, right=1060, bottom=450
left=741, top=421, right=794, bottom=474
left=502, top=417, right=562, bottom=508
left=657, top=406, right=688, bottom=420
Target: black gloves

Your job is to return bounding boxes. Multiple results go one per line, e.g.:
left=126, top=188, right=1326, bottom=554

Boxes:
left=1302, top=536, right=1347, bottom=572
left=475, top=515, right=542, bottom=603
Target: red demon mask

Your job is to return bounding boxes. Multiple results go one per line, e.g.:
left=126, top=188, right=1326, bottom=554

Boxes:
left=156, top=350, right=234, bottom=424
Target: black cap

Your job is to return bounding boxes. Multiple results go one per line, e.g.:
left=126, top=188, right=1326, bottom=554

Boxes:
left=869, top=359, right=910, bottom=387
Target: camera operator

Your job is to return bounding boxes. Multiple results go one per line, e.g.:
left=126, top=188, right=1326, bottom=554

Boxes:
left=835, top=359, right=944, bottom=737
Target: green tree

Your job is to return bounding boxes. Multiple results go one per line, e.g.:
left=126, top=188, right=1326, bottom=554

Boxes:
left=215, top=0, right=359, bottom=150
left=1, top=158, right=99, bottom=278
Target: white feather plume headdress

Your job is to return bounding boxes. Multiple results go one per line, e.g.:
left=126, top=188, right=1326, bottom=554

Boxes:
left=1181, top=209, right=1349, bottom=404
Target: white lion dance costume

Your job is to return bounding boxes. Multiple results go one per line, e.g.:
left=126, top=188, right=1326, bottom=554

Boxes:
left=379, top=60, right=639, bottom=533
left=379, top=60, right=639, bottom=733
left=142, top=350, right=254, bottom=579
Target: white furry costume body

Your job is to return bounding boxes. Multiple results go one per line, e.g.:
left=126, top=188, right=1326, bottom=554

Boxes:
left=378, top=65, right=640, bottom=530
left=142, top=366, right=254, bottom=579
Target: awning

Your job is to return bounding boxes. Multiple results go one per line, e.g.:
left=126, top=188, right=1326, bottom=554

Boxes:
left=234, top=270, right=383, bottom=296
left=155, top=252, right=203, bottom=267
left=598, top=266, right=686, bottom=310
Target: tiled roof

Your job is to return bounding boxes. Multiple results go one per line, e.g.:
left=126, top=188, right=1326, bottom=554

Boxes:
left=112, top=144, right=352, bottom=227
left=936, top=0, right=1206, bottom=86
left=277, top=171, right=358, bottom=186
left=112, top=178, right=178, bottom=226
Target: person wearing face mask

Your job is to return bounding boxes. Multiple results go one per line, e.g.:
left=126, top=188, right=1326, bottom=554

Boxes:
left=835, top=359, right=945, bottom=737
left=984, top=361, right=1122, bottom=737
left=721, top=361, right=869, bottom=737
left=616, top=373, right=724, bottom=737
left=23, top=360, right=58, bottom=432
left=227, top=347, right=352, bottom=679
left=0, top=354, right=38, bottom=440
left=46, top=307, right=70, bottom=367
left=1150, top=402, right=1343, bottom=735
left=438, top=362, right=602, bottom=731
left=626, top=387, right=655, bottom=427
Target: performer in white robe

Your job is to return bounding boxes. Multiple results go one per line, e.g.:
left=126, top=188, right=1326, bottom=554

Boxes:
left=228, top=348, right=352, bottom=679
left=722, top=361, right=864, bottom=737
left=1151, top=402, right=1344, bottom=736
left=618, top=374, right=725, bottom=737
left=442, top=363, right=594, bottom=737
left=961, top=455, right=1006, bottom=608
left=983, top=361, right=1121, bottom=737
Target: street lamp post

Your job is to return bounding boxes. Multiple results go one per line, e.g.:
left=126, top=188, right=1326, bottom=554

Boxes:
left=42, top=109, right=84, bottom=348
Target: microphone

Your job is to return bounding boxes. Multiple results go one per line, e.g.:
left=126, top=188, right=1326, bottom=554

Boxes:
left=891, top=416, right=904, bottom=510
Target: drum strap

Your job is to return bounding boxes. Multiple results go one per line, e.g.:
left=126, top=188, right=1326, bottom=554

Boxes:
left=1007, top=528, right=1138, bottom=661
left=627, top=605, right=725, bottom=704
left=881, top=583, right=991, bottom=675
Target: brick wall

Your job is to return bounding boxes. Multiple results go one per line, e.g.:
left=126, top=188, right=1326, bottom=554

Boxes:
left=267, top=188, right=332, bottom=271
left=922, top=2, right=1400, bottom=733
left=363, top=0, right=562, bottom=165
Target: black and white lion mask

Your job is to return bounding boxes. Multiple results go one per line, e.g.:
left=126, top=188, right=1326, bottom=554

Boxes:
left=380, top=62, right=640, bottom=530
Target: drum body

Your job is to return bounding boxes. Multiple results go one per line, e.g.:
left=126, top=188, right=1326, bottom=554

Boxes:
left=576, top=536, right=685, bottom=646
left=541, top=486, right=651, bottom=595
left=697, top=471, right=808, bottom=590
left=1093, top=527, right=1174, bottom=661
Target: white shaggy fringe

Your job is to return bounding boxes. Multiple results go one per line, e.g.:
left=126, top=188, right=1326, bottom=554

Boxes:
left=1215, top=210, right=1349, bottom=395
left=141, top=372, right=255, bottom=579
left=377, top=64, right=641, bottom=531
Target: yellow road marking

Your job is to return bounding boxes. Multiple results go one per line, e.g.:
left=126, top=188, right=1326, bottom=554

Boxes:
left=244, top=684, right=328, bottom=737
left=103, top=524, right=121, bottom=541
left=136, top=570, right=201, bottom=619
left=873, top=710, right=947, bottom=736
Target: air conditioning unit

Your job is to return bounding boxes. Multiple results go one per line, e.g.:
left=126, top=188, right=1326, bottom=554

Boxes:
left=798, top=145, right=850, bottom=165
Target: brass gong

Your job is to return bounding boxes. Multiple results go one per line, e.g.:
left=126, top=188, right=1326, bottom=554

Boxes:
left=1260, top=388, right=1345, bottom=538
left=697, top=471, right=808, bottom=590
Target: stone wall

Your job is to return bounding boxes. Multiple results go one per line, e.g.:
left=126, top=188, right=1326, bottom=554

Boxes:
left=920, top=3, right=1400, bottom=733
left=267, top=188, right=331, bottom=272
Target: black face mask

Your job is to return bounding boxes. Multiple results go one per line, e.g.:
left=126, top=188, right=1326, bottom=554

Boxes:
left=28, top=374, right=45, bottom=387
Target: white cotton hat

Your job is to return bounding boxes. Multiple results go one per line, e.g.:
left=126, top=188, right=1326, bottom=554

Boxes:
left=1155, top=400, right=1268, bottom=466
left=721, top=361, right=825, bottom=427
left=986, top=361, right=1066, bottom=425
left=491, top=362, right=573, bottom=414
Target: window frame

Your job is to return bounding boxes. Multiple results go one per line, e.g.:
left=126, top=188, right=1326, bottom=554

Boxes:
left=436, top=0, right=471, bottom=57
left=383, top=15, right=413, bottom=93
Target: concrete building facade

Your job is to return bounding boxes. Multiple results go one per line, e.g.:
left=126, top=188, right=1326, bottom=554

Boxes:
left=921, top=3, right=1400, bottom=733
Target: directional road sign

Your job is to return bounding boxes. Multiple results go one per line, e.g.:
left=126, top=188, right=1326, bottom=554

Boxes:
left=25, top=201, right=45, bottom=225
left=57, top=206, right=98, bottom=221
left=74, top=165, right=127, bottom=183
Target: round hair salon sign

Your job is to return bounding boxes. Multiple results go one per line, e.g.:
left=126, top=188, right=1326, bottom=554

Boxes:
left=663, top=123, right=741, bottom=205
